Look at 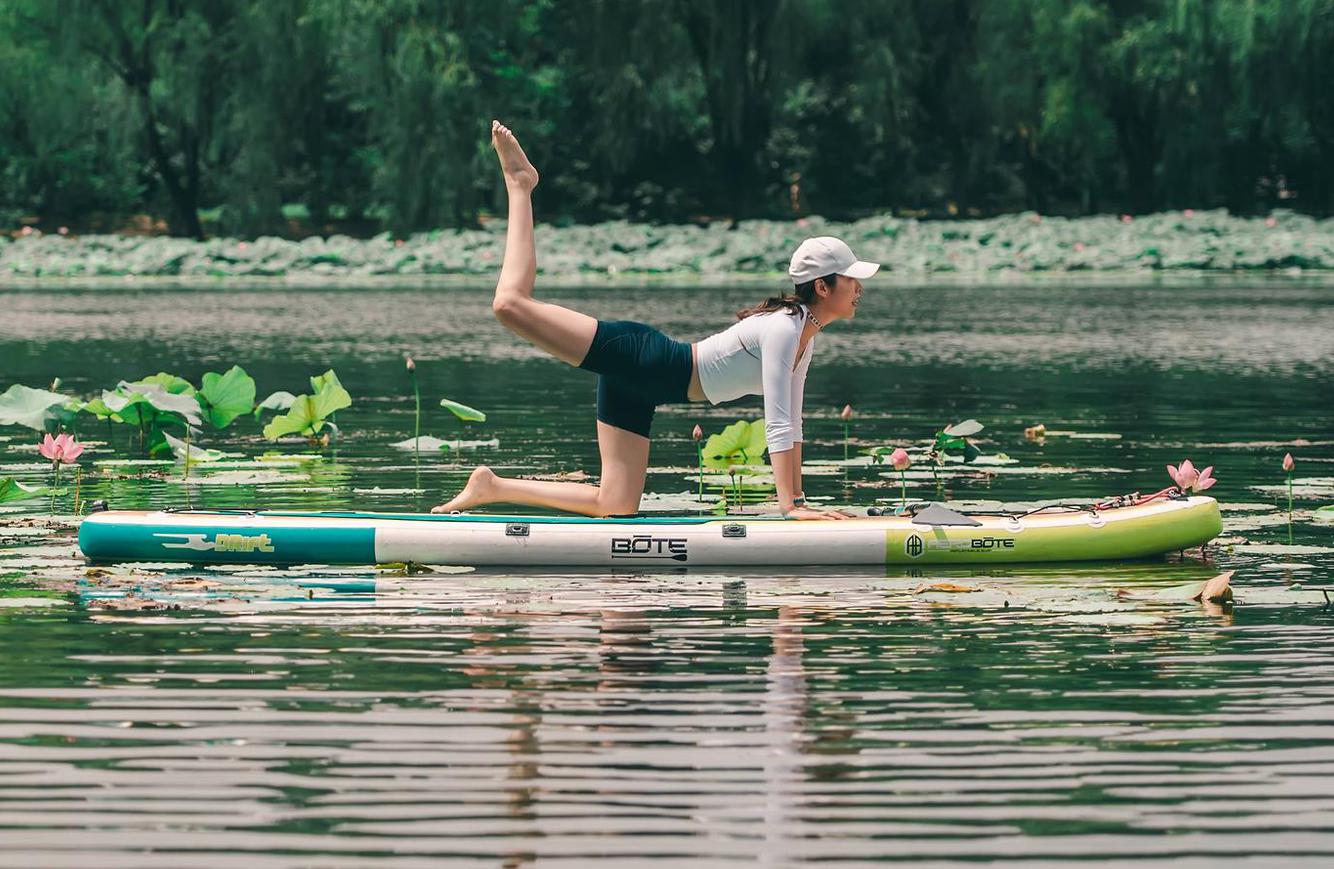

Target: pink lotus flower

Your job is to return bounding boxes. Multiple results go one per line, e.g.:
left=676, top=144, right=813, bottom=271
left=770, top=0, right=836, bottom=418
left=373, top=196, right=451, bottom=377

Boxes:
left=889, top=447, right=911, bottom=471
left=1283, top=452, right=1295, bottom=473
left=1167, top=459, right=1215, bottom=492
left=840, top=404, right=853, bottom=421
left=691, top=424, right=703, bottom=442
left=39, top=433, right=84, bottom=464
left=1183, top=209, right=1195, bottom=218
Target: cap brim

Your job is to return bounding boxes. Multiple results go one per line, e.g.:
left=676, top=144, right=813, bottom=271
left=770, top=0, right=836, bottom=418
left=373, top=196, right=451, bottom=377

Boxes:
left=840, top=260, right=880, bottom=279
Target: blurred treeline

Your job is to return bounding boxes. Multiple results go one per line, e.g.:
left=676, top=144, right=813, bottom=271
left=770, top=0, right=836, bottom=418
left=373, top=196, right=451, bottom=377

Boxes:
left=2, top=0, right=1333, bottom=239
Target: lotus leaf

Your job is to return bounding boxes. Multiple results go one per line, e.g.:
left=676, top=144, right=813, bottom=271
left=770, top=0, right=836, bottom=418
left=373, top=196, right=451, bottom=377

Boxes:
left=702, top=420, right=768, bottom=469
left=439, top=399, right=486, bottom=423
left=136, top=372, right=196, bottom=396
left=262, top=395, right=330, bottom=440
left=943, top=419, right=984, bottom=437
left=0, top=477, right=47, bottom=504
left=117, top=381, right=203, bottom=426
left=0, top=385, right=78, bottom=431
left=254, top=391, right=297, bottom=418
left=163, top=432, right=226, bottom=463
left=197, top=365, right=256, bottom=428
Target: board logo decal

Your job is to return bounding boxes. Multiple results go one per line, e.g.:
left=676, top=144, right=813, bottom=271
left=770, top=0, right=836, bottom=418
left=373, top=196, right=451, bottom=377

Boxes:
left=904, top=533, right=925, bottom=559
left=611, top=535, right=688, bottom=562
left=156, top=532, right=275, bottom=554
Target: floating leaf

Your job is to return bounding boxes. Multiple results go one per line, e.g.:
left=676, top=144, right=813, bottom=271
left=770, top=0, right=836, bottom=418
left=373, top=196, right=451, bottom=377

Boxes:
left=439, top=398, right=486, bottom=422
left=263, top=395, right=329, bottom=440
left=135, top=372, right=196, bottom=396
left=0, top=477, right=47, bottom=504
left=943, top=419, right=984, bottom=437
left=162, top=432, right=226, bottom=463
left=0, top=385, right=76, bottom=431
left=254, top=391, right=297, bottom=419
left=702, top=420, right=768, bottom=469
left=197, top=365, right=256, bottom=429
left=118, top=381, right=203, bottom=425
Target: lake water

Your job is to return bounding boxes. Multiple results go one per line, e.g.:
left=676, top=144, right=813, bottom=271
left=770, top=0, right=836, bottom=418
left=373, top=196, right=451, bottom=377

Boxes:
left=2, top=277, right=1333, bottom=865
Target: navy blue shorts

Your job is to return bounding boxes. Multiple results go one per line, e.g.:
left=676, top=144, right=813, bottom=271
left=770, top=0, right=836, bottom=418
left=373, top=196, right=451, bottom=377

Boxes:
left=577, top=320, right=693, bottom=438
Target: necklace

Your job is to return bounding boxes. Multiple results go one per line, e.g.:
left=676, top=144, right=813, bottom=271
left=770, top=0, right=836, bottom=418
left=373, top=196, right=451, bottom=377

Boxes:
left=807, top=309, right=825, bottom=330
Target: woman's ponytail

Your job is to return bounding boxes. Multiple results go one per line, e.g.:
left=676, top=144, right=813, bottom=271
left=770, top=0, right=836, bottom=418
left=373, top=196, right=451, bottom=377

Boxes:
left=735, top=274, right=835, bottom=320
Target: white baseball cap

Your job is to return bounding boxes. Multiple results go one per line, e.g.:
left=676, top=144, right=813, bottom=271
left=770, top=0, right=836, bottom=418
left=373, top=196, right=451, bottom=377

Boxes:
left=788, top=236, right=880, bottom=284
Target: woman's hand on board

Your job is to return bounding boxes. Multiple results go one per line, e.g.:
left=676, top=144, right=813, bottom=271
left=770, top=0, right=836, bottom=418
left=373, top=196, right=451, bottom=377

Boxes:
left=783, top=505, right=853, bottom=520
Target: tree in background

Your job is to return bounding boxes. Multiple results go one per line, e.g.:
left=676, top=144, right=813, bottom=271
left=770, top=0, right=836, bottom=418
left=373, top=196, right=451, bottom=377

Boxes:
left=3, top=0, right=1334, bottom=236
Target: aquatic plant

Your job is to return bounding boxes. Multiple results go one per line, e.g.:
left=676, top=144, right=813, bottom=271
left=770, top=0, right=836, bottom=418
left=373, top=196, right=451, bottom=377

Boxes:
left=692, top=424, right=704, bottom=502
left=195, top=365, right=257, bottom=429
left=0, top=384, right=83, bottom=432
left=840, top=404, right=853, bottom=461
left=37, top=432, right=82, bottom=512
left=262, top=370, right=352, bottom=445
left=1166, top=459, right=1215, bottom=493
left=406, top=357, right=420, bottom=460
left=1283, top=452, right=1295, bottom=543
left=439, top=398, right=486, bottom=423
left=701, top=420, right=767, bottom=470
left=83, top=376, right=202, bottom=456
left=929, top=419, right=984, bottom=465
left=889, top=447, right=911, bottom=513
left=0, top=477, right=47, bottom=505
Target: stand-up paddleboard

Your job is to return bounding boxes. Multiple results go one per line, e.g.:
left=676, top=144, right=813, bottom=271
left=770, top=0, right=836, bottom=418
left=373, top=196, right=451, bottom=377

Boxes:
left=78, top=495, right=1221, bottom=568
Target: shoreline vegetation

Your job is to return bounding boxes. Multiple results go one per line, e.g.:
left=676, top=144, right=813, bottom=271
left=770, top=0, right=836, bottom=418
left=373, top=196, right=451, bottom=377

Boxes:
left=4, top=209, right=1333, bottom=282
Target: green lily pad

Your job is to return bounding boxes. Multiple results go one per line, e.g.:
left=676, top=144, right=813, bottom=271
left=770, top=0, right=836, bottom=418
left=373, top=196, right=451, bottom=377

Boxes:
left=197, top=365, right=256, bottom=429
left=439, top=399, right=486, bottom=423
left=0, top=477, right=48, bottom=504
left=254, top=391, right=297, bottom=419
left=0, top=385, right=77, bottom=431
left=702, top=420, right=768, bottom=469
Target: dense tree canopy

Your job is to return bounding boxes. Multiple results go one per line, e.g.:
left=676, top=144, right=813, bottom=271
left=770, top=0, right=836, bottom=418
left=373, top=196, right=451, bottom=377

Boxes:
left=2, top=0, right=1332, bottom=238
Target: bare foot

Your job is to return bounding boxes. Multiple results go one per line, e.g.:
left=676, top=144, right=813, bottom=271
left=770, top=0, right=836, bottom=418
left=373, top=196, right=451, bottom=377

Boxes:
left=491, top=120, right=539, bottom=192
left=431, top=466, right=498, bottom=513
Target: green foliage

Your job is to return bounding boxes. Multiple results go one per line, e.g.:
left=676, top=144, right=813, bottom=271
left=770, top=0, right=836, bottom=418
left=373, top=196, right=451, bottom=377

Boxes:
left=5, top=0, right=1334, bottom=234
left=0, top=477, right=47, bottom=504
left=701, top=420, right=768, bottom=470
left=930, top=420, right=985, bottom=465
left=0, top=385, right=80, bottom=431
left=262, top=370, right=352, bottom=441
left=439, top=399, right=486, bottom=423
left=197, top=366, right=257, bottom=429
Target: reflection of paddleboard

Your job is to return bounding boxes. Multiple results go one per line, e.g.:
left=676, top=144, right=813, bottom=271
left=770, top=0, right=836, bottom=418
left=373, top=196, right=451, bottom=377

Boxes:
left=78, top=497, right=1222, bottom=568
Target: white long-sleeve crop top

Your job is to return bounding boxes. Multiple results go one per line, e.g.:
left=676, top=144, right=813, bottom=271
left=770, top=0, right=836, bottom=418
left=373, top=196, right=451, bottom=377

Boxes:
left=694, top=306, right=815, bottom=454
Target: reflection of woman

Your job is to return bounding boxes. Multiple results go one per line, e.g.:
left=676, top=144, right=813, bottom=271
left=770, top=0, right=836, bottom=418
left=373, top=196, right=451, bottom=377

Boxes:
left=433, top=121, right=879, bottom=521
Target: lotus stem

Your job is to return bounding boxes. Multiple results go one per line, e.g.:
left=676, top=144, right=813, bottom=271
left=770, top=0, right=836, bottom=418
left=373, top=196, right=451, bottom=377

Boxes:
left=1288, top=473, right=1294, bottom=545
left=50, top=462, right=60, bottom=514
left=409, top=365, right=421, bottom=461
left=696, top=444, right=703, bottom=503
left=899, top=469, right=907, bottom=514
left=73, top=466, right=82, bottom=516
left=843, top=420, right=849, bottom=462
left=183, top=428, right=192, bottom=482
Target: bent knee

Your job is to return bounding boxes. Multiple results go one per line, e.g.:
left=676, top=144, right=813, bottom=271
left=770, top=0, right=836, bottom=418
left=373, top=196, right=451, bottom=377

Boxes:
left=597, top=492, right=641, bottom=517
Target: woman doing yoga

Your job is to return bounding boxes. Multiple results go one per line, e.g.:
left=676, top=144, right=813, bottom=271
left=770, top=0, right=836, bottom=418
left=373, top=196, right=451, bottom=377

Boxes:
left=432, top=121, right=879, bottom=521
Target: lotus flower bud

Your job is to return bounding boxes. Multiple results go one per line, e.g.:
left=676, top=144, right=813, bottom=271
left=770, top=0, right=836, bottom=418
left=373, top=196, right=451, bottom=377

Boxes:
left=691, top=424, right=703, bottom=442
left=840, top=404, right=853, bottom=421
left=889, top=447, right=911, bottom=471
left=405, top=356, right=416, bottom=372
left=1283, top=452, right=1295, bottom=473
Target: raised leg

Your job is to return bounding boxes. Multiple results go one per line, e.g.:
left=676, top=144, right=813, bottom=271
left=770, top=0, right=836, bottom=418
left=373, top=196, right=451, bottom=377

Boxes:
left=488, top=120, right=598, bottom=366
left=431, top=422, right=650, bottom=517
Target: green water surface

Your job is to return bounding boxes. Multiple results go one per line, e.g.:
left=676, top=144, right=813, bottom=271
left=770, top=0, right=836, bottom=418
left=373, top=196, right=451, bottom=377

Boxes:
left=1, top=278, right=1332, bottom=864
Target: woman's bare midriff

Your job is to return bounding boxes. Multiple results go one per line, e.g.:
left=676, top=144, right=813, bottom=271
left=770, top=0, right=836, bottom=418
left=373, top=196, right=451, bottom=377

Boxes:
left=687, top=344, right=707, bottom=402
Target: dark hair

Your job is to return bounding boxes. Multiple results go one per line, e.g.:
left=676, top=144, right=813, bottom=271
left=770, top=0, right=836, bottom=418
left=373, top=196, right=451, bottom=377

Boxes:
left=736, top=273, right=837, bottom=320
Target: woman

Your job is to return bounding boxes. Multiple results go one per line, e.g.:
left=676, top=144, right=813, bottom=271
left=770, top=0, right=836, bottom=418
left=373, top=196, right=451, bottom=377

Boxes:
left=433, top=121, right=879, bottom=521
